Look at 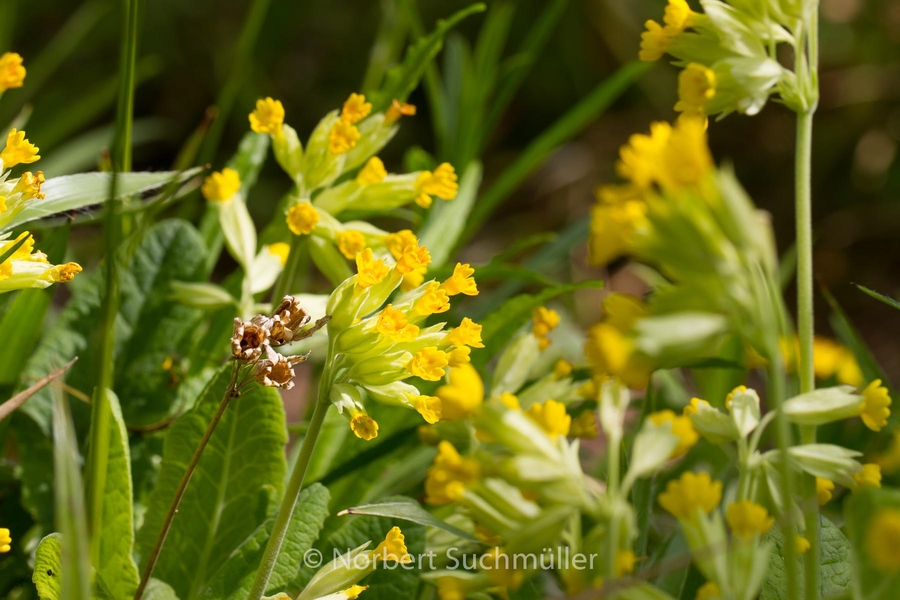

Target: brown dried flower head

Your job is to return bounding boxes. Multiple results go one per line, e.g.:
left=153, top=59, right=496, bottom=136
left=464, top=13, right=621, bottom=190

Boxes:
left=252, top=345, right=310, bottom=389
left=231, top=315, right=271, bottom=361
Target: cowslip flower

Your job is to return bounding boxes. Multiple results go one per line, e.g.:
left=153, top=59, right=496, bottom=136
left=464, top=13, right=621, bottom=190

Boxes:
left=725, top=501, right=774, bottom=538
left=0, top=52, right=25, bottom=91
left=525, top=399, right=571, bottom=438
left=249, top=97, right=285, bottom=136
left=866, top=509, right=900, bottom=573
left=531, top=306, right=560, bottom=350
left=435, top=363, right=485, bottom=421
left=675, top=63, right=716, bottom=118
left=657, top=471, right=722, bottom=521
left=1, top=129, right=39, bottom=168
left=414, top=163, right=458, bottom=208
left=648, top=409, right=699, bottom=458
left=796, top=535, right=811, bottom=555
left=0, top=528, right=10, bottom=553
left=816, top=477, right=834, bottom=505
left=201, top=168, right=241, bottom=202
left=859, top=380, right=891, bottom=431
left=853, top=463, right=882, bottom=490
left=425, top=441, right=480, bottom=505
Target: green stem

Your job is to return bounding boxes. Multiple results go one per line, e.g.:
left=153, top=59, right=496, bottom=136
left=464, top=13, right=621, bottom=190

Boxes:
left=246, top=367, right=333, bottom=600
left=272, top=235, right=304, bottom=302
left=133, top=366, right=240, bottom=600
left=606, top=431, right=621, bottom=578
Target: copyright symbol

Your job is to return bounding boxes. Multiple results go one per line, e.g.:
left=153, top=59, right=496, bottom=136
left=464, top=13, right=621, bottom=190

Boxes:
left=304, top=548, right=322, bottom=568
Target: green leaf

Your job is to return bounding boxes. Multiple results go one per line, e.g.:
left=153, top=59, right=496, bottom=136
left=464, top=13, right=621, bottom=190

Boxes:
left=145, top=579, right=180, bottom=600
left=338, top=499, right=481, bottom=544
left=418, top=161, right=482, bottom=267
left=854, top=283, right=900, bottom=311
left=32, top=533, right=117, bottom=600
left=821, top=286, right=890, bottom=393
left=844, top=488, right=900, bottom=600
left=367, top=3, right=487, bottom=113
left=760, top=514, right=851, bottom=600
left=475, top=280, right=605, bottom=367
left=92, top=389, right=140, bottom=599
left=136, top=367, right=288, bottom=600
left=4, top=169, right=204, bottom=232
left=198, top=483, right=330, bottom=600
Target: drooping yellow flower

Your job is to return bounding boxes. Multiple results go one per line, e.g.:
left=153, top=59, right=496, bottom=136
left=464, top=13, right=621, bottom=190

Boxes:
left=569, top=410, right=599, bottom=439
left=396, top=240, right=431, bottom=274
left=795, top=535, right=811, bottom=555
left=329, top=119, right=360, bottom=154
left=639, top=20, right=671, bottom=62
left=853, top=463, right=882, bottom=489
left=0, top=53, right=25, bottom=91
left=588, top=186, right=647, bottom=265
left=663, top=0, right=699, bottom=32
left=649, top=409, right=699, bottom=458
left=695, top=582, right=721, bottom=600
left=341, top=585, right=368, bottom=599
left=337, top=230, right=367, bottom=259
left=443, top=317, right=484, bottom=348
left=447, top=346, right=471, bottom=368
left=675, top=63, right=716, bottom=117
left=286, top=202, right=319, bottom=235
left=355, top=248, right=389, bottom=288
left=376, top=304, right=419, bottom=342
left=47, top=262, right=83, bottom=283
left=425, top=440, right=480, bottom=504
left=866, top=509, right=900, bottom=573
left=385, top=99, right=416, bottom=124
left=725, top=501, right=774, bottom=538
left=499, top=392, right=520, bottom=410
left=357, top=156, right=387, bottom=185
left=440, top=263, right=478, bottom=296
left=371, top=526, right=412, bottom=563
left=414, top=163, right=458, bottom=208
left=584, top=298, right=652, bottom=391
left=385, top=230, right=417, bottom=259
left=614, top=550, right=636, bottom=576
left=15, top=170, right=45, bottom=200
left=1, top=129, right=39, bottom=168
left=0, top=528, right=10, bottom=553
left=267, top=242, right=290, bottom=265
left=532, top=306, right=560, bottom=349
left=616, top=118, right=712, bottom=191
left=436, top=363, right=485, bottom=420
left=350, top=412, right=379, bottom=441
left=408, top=347, right=449, bottom=381
left=617, top=122, right=672, bottom=188
left=248, top=97, right=285, bottom=136
left=407, top=394, right=442, bottom=424
left=413, top=281, right=451, bottom=316
left=859, top=380, right=891, bottom=431
left=526, top=399, right=571, bottom=438
left=816, top=478, right=834, bottom=505
left=553, top=359, right=573, bottom=379
left=657, top=471, right=722, bottom=521
left=341, top=93, right=372, bottom=124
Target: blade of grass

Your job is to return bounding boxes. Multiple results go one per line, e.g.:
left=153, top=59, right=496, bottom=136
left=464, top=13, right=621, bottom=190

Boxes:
left=852, top=283, right=900, bottom=311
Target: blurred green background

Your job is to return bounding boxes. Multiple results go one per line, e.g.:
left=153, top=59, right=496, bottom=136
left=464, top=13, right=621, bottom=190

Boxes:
left=2, top=0, right=899, bottom=378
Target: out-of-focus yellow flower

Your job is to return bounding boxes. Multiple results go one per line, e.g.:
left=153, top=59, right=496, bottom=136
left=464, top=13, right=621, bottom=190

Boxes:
left=617, top=122, right=672, bottom=189
left=553, top=359, right=573, bottom=379
left=267, top=243, right=290, bottom=265
left=0, top=528, right=10, bottom=553
left=329, top=119, right=360, bottom=154
left=585, top=294, right=652, bottom=389
left=616, top=118, right=712, bottom=192
left=436, top=577, right=467, bottom=600
left=725, top=385, right=747, bottom=409
left=0, top=53, right=26, bottom=91
left=569, top=410, right=598, bottom=439
left=202, top=168, right=241, bottom=202
left=614, top=550, right=636, bottom=576
left=859, top=380, right=891, bottom=432
left=376, top=304, right=419, bottom=342
left=695, top=582, right=721, bottom=600
left=407, top=394, right=441, bottom=424
left=414, top=163, right=458, bottom=208
left=371, top=526, right=412, bottom=563
left=816, top=478, right=834, bottom=505
left=425, top=440, right=480, bottom=504
left=447, top=346, right=471, bottom=368
left=725, top=501, right=774, bottom=538
left=683, top=397, right=710, bottom=417
left=663, top=0, right=698, bottom=32
left=357, top=156, right=387, bottom=185
left=249, top=97, right=284, bottom=136
left=355, top=248, right=389, bottom=288
left=286, top=202, right=319, bottom=235
left=639, top=20, right=671, bottom=62
left=443, top=317, right=484, bottom=348
left=436, top=363, right=484, bottom=420
left=649, top=409, right=699, bottom=458
left=341, top=93, right=372, bottom=124
left=658, top=471, right=722, bottom=521
left=499, top=392, right=520, bottom=410
left=385, top=99, right=416, bottom=124
left=482, top=547, right=524, bottom=590
left=337, top=230, right=367, bottom=259
left=1, top=129, right=39, bottom=168
left=408, top=347, right=449, bottom=381
left=340, top=585, right=368, bottom=599
left=588, top=184, right=647, bottom=265
left=866, top=509, right=900, bottom=573
left=853, top=463, right=882, bottom=490
left=441, top=263, right=478, bottom=296
left=675, top=64, right=716, bottom=118
left=532, top=306, right=560, bottom=350
left=525, top=399, right=571, bottom=438
left=795, top=535, right=811, bottom=555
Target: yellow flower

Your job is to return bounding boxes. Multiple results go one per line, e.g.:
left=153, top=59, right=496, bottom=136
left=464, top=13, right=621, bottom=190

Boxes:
left=408, top=347, right=449, bottom=381
left=341, top=585, right=368, bottom=599
left=440, top=263, right=478, bottom=296
left=396, top=240, right=431, bottom=274
left=357, top=156, right=387, bottom=185
left=436, top=577, right=467, bottom=600
left=286, top=202, right=319, bottom=235
left=401, top=268, right=426, bottom=292
left=816, top=478, right=834, bottom=505
left=588, top=187, right=647, bottom=265
left=649, top=410, right=699, bottom=458
left=385, top=99, right=416, bottom=124
left=385, top=229, right=417, bottom=259
left=875, top=431, right=900, bottom=474
left=436, top=363, right=484, bottom=420
left=14, top=170, right=45, bottom=200
left=657, top=471, right=722, bottom=521
left=425, top=440, right=479, bottom=504
left=725, top=385, right=747, bottom=409
left=853, top=463, right=882, bottom=489
left=407, top=394, right=441, bottom=424
left=413, top=281, right=451, bottom=316
left=683, top=397, right=710, bottom=417
left=443, top=317, right=484, bottom=348
left=695, top=582, right=721, bottom=600
left=376, top=304, right=419, bottom=342
left=47, top=263, right=82, bottom=283
left=414, top=163, right=458, bottom=207
left=553, top=359, right=573, bottom=379
left=617, top=122, right=671, bottom=188
left=859, top=380, right=891, bottom=431
left=526, top=399, right=571, bottom=437
left=795, top=535, right=811, bottom=555
left=355, top=248, right=389, bottom=288
left=350, top=412, right=379, bottom=441
left=267, top=243, right=290, bottom=265
left=532, top=306, right=560, bottom=344
left=447, top=346, right=471, bottom=368
left=584, top=323, right=651, bottom=390
left=248, top=97, right=285, bottom=135
left=482, top=547, right=524, bottom=590
left=1, top=129, right=39, bottom=168
left=866, top=509, right=900, bottom=573
left=0, top=53, right=25, bottom=91
left=617, top=118, right=711, bottom=191
left=371, top=526, right=412, bottom=563
left=725, top=500, right=774, bottom=538
left=664, top=0, right=699, bottom=32
left=337, top=230, right=367, bottom=259
left=499, top=392, right=520, bottom=410
left=329, top=119, right=360, bottom=154
left=639, top=20, right=671, bottom=62
left=0, top=528, right=10, bottom=553
left=569, top=411, right=598, bottom=439
left=614, top=550, right=636, bottom=576
left=675, top=63, right=716, bottom=117
left=341, top=93, right=372, bottom=124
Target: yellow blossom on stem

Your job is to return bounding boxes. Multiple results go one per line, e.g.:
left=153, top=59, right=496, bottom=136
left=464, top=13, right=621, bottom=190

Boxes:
left=695, top=582, right=720, bottom=600
left=853, top=463, right=882, bottom=489
left=683, top=397, right=711, bottom=416
left=663, top=0, right=698, bottom=32
left=396, top=241, right=431, bottom=274
left=329, top=119, right=360, bottom=154
left=866, top=509, right=900, bottom=573
left=407, top=394, right=442, bottom=424
left=532, top=306, right=560, bottom=338
left=617, top=122, right=671, bottom=188
left=675, top=63, right=716, bottom=117
left=357, top=156, right=387, bottom=185
left=657, top=471, right=722, bottom=520
left=569, top=411, right=598, bottom=439
left=859, top=379, right=891, bottom=431
left=413, top=281, right=451, bottom=316
left=267, top=243, right=290, bottom=265
left=47, top=263, right=83, bottom=283
left=0, top=528, right=10, bottom=553
left=401, top=268, right=426, bottom=292
left=15, top=170, right=45, bottom=200
left=414, top=163, right=458, bottom=207
left=726, top=501, right=774, bottom=538
left=614, top=550, right=636, bottom=576
left=286, top=202, right=319, bottom=235
left=385, top=99, right=416, bottom=124
left=816, top=478, right=834, bottom=505
left=341, top=93, right=372, bottom=124
left=553, top=359, right=573, bottom=379
left=499, top=392, right=520, bottom=410
left=588, top=185, right=647, bottom=265
left=443, top=317, right=484, bottom=348
left=385, top=230, right=417, bottom=259
left=425, top=440, right=480, bottom=505
left=408, top=347, right=449, bottom=381
left=447, top=346, right=471, bottom=368
left=649, top=409, right=699, bottom=458
left=337, top=230, right=367, bottom=259
left=355, top=248, right=389, bottom=288
left=525, top=399, right=571, bottom=437
left=371, top=526, right=412, bottom=563
left=350, top=410, right=379, bottom=441
left=436, top=364, right=484, bottom=420
left=0, top=53, right=25, bottom=91
left=376, top=304, right=419, bottom=342
left=440, top=263, right=478, bottom=296
left=1, top=129, right=39, bottom=168
left=795, top=535, right=811, bottom=555
left=248, top=97, right=285, bottom=136
left=639, top=20, right=671, bottom=62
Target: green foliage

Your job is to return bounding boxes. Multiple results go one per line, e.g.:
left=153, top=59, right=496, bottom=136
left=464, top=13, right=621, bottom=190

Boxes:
left=339, top=499, right=481, bottom=544
left=845, top=489, right=900, bottom=600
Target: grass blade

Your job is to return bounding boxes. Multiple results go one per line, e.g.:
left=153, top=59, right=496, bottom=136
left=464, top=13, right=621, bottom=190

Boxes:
left=853, top=283, right=900, bottom=311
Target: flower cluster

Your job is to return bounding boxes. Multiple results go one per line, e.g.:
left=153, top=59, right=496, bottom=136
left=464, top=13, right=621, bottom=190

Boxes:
left=0, top=528, right=10, bottom=553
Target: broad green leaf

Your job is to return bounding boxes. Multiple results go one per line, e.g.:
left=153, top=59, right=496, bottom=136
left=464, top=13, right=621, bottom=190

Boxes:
left=338, top=499, right=481, bottom=544
left=367, top=3, right=486, bottom=113
left=32, top=533, right=116, bottom=600
left=198, top=484, right=330, bottom=600
left=4, top=169, right=204, bottom=232
left=145, top=579, right=180, bottom=600
left=418, top=161, right=482, bottom=267
left=844, top=488, right=900, bottom=600
left=136, top=367, right=288, bottom=600
left=854, top=283, right=900, bottom=311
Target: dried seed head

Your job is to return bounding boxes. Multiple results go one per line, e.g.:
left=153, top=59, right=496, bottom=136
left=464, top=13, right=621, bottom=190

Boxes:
left=231, top=317, right=271, bottom=361
left=272, top=295, right=311, bottom=334
left=252, top=346, right=308, bottom=389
